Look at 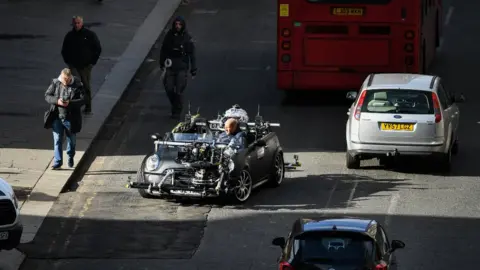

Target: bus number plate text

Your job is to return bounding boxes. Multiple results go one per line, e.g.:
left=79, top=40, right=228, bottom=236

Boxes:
left=331, top=7, right=364, bottom=16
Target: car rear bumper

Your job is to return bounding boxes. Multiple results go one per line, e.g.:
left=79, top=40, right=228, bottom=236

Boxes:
left=0, top=222, right=23, bottom=250
left=348, top=141, right=446, bottom=159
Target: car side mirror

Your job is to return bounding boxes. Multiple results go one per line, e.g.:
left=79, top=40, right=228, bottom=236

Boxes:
left=346, top=91, right=358, bottom=100
left=272, top=237, right=286, bottom=248
left=390, top=240, right=405, bottom=252
left=256, top=140, right=267, bottom=147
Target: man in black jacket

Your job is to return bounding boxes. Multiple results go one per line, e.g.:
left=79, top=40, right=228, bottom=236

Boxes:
left=61, top=15, right=102, bottom=114
left=160, top=16, right=197, bottom=119
left=44, top=68, right=85, bottom=169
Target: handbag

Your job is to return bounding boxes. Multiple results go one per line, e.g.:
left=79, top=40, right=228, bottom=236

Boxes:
left=43, top=105, right=55, bottom=129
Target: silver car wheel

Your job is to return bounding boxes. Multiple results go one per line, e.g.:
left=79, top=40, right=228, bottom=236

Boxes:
left=234, top=170, right=252, bottom=202
left=274, top=154, right=284, bottom=184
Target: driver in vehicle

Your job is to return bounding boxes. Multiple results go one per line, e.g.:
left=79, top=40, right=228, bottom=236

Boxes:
left=217, top=118, right=246, bottom=150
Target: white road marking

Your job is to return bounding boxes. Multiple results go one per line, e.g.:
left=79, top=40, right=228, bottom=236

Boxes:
left=384, top=193, right=400, bottom=227
left=192, top=9, right=219, bottom=14
left=236, top=67, right=262, bottom=71
left=344, top=180, right=359, bottom=214
left=445, top=6, right=454, bottom=26
left=251, top=40, right=275, bottom=44
left=324, top=179, right=338, bottom=209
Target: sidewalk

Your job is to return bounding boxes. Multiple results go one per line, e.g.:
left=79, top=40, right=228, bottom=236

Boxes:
left=0, top=0, right=181, bottom=269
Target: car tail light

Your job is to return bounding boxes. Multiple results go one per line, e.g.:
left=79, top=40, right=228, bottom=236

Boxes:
left=354, top=90, right=367, bottom=120
left=279, top=261, right=294, bottom=270
left=431, top=92, right=442, bottom=123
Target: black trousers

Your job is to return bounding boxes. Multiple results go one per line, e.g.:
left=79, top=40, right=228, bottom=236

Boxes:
left=69, top=65, right=92, bottom=109
left=163, top=69, right=188, bottom=115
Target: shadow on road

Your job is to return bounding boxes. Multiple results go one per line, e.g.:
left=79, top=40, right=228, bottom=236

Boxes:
left=239, top=174, right=415, bottom=211
left=16, top=210, right=480, bottom=270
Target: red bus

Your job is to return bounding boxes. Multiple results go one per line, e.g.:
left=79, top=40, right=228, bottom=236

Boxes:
left=276, top=0, right=442, bottom=91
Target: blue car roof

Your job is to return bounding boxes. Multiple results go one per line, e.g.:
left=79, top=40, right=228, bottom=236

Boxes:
left=293, top=217, right=378, bottom=239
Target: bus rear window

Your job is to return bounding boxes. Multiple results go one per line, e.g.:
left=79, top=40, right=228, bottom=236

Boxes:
left=307, top=0, right=391, bottom=4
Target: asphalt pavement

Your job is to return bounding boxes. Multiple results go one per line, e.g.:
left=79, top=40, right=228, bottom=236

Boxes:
left=18, top=0, right=480, bottom=269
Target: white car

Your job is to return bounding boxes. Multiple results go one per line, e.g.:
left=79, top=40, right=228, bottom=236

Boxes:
left=0, top=178, right=23, bottom=250
left=345, top=73, right=464, bottom=171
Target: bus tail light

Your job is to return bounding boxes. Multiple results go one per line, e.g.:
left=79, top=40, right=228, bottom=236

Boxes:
left=404, top=43, right=413, bottom=52
left=281, top=54, right=291, bottom=63
left=404, top=30, right=415, bottom=40
left=282, top=41, right=291, bottom=50
left=282, top=28, right=291, bottom=37
left=432, top=92, right=442, bottom=123
left=354, top=90, right=367, bottom=120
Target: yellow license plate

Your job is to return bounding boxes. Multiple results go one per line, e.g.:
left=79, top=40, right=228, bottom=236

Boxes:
left=279, top=4, right=289, bottom=17
left=380, top=123, right=414, bottom=131
left=331, top=7, right=364, bottom=16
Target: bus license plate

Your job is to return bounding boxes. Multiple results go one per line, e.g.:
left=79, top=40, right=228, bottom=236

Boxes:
left=331, top=7, right=364, bottom=16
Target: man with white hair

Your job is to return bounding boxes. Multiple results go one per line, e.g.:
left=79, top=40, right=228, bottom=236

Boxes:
left=61, top=15, right=102, bottom=114
left=216, top=118, right=246, bottom=150
left=44, top=68, right=85, bottom=169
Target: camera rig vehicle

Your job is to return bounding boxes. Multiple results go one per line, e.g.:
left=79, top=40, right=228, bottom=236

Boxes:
left=126, top=104, right=301, bottom=203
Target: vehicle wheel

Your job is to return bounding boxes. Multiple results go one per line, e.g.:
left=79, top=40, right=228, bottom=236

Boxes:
left=268, top=152, right=285, bottom=187
left=346, top=152, right=360, bottom=169
left=231, top=169, right=253, bottom=203
left=421, top=42, right=427, bottom=73
left=435, top=12, right=440, bottom=47
left=438, top=149, right=452, bottom=173
left=451, top=140, right=459, bottom=155
left=137, top=155, right=156, bottom=199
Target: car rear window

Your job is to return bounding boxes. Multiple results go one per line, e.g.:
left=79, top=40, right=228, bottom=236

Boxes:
left=293, top=231, right=374, bottom=264
left=361, top=89, right=434, bottom=114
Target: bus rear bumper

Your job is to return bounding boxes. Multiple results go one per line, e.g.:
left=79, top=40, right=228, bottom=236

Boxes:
left=277, top=71, right=368, bottom=90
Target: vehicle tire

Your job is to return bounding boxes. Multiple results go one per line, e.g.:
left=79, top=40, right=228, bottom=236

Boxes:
left=451, top=139, right=459, bottom=155
left=268, top=152, right=285, bottom=187
left=421, top=42, right=427, bottom=74
left=438, top=148, right=452, bottom=173
left=346, top=152, right=360, bottom=169
left=137, top=155, right=156, bottom=199
left=435, top=12, right=440, bottom=48
left=230, top=169, right=253, bottom=204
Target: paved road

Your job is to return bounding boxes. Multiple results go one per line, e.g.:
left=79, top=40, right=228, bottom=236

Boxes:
left=19, top=0, right=480, bottom=269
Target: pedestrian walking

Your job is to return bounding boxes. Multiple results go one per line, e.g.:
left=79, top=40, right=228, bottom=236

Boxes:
left=61, top=15, right=102, bottom=114
left=159, top=16, right=197, bottom=119
left=43, top=68, right=85, bottom=170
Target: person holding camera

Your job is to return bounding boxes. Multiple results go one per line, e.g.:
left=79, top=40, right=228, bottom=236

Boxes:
left=159, top=16, right=197, bottom=119
left=44, top=68, right=85, bottom=169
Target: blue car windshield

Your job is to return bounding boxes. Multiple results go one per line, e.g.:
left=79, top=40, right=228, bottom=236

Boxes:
left=172, top=133, right=214, bottom=142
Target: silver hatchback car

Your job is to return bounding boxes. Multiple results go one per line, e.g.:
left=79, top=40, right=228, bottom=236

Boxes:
left=345, top=73, right=465, bottom=171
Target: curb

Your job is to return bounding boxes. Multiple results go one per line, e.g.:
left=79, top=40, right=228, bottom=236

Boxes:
left=2, top=0, right=182, bottom=269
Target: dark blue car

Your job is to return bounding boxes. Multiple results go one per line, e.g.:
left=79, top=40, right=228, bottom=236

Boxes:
left=272, top=217, right=405, bottom=270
